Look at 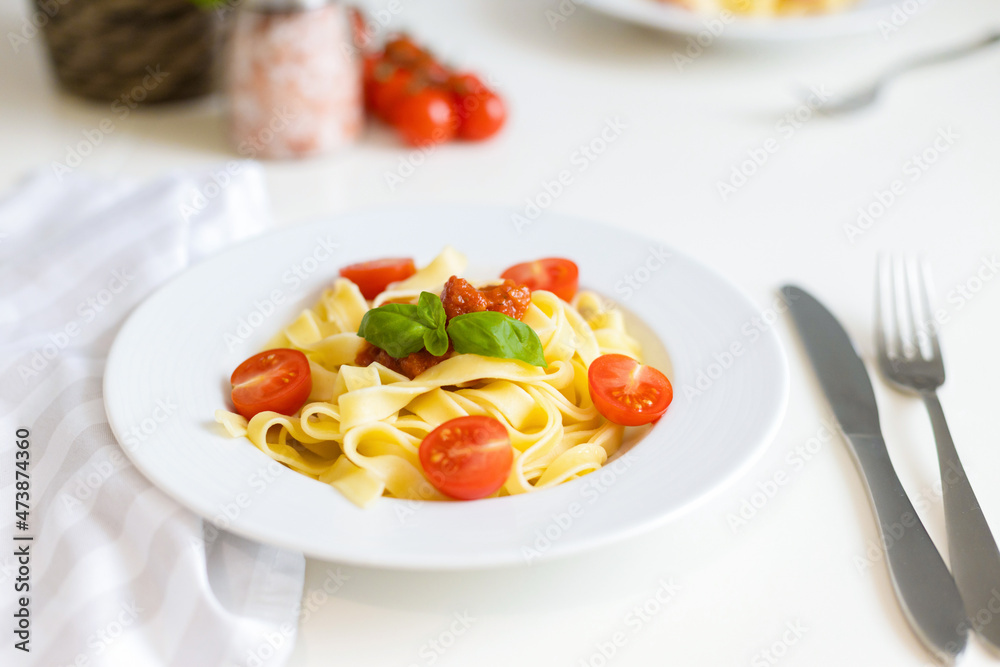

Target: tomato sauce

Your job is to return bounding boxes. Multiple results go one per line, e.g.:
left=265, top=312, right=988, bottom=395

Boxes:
left=355, top=343, right=450, bottom=379
left=440, top=276, right=531, bottom=321
left=354, top=276, right=531, bottom=379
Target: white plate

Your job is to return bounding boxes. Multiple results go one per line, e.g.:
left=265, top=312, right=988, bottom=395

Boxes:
left=584, top=0, right=901, bottom=41
left=104, top=206, right=788, bottom=569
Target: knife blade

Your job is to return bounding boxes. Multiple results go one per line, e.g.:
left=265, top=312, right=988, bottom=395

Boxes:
left=782, top=284, right=968, bottom=663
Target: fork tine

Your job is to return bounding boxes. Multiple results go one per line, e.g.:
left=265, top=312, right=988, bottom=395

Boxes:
left=875, top=254, right=891, bottom=360
left=887, top=255, right=907, bottom=358
left=915, top=258, right=943, bottom=361
left=903, top=257, right=928, bottom=360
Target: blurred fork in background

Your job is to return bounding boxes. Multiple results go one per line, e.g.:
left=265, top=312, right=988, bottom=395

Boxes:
left=814, top=31, right=1000, bottom=115
left=876, top=255, right=1000, bottom=653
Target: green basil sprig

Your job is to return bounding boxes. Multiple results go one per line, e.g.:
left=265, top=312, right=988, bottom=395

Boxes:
left=447, top=311, right=547, bottom=368
left=356, top=293, right=546, bottom=367
left=357, top=291, right=448, bottom=358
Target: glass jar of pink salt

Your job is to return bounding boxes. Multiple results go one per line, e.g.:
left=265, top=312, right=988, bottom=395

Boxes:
left=226, top=0, right=362, bottom=159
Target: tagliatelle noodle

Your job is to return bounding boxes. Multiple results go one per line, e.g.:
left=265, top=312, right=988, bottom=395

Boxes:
left=216, top=248, right=644, bottom=507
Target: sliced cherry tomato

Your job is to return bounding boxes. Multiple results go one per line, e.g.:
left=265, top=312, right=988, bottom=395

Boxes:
left=339, top=257, right=416, bottom=299
left=393, top=88, right=457, bottom=147
left=230, top=349, right=312, bottom=421
left=419, top=416, right=513, bottom=500
left=454, top=83, right=506, bottom=141
left=587, top=354, right=672, bottom=427
left=500, top=258, right=579, bottom=302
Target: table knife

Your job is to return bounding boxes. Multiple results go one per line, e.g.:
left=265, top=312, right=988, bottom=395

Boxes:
left=782, top=284, right=968, bottom=663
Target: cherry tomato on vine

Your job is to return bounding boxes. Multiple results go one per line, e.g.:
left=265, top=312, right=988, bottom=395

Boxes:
left=373, top=64, right=422, bottom=123
left=449, top=74, right=506, bottom=141
left=393, top=88, right=458, bottom=147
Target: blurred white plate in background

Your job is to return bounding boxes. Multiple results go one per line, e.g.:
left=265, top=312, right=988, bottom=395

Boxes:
left=584, top=0, right=906, bottom=41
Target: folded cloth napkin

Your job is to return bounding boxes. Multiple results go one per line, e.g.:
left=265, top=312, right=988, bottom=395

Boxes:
left=0, top=165, right=305, bottom=666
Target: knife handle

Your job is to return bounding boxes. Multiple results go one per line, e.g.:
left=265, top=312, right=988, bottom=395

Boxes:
left=923, top=391, right=1000, bottom=650
left=847, top=434, right=968, bottom=663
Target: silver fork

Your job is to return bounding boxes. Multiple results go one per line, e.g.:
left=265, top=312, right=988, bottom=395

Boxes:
left=876, top=256, right=1000, bottom=653
left=815, top=31, right=1000, bottom=116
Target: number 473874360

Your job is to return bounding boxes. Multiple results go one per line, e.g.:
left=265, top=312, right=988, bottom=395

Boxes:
left=15, top=428, right=29, bottom=527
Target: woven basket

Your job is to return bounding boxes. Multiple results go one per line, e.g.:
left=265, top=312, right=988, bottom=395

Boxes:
left=35, top=0, right=224, bottom=103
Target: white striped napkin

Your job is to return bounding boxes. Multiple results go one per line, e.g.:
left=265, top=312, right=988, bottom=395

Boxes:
left=0, top=165, right=305, bottom=666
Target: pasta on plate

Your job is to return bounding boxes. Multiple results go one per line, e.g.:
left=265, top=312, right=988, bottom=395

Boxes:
left=216, top=247, right=664, bottom=507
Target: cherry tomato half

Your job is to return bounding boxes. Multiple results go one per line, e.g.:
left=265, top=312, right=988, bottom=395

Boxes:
left=587, top=354, right=672, bottom=427
left=419, top=416, right=513, bottom=500
left=230, top=349, right=312, bottom=421
left=339, top=257, right=416, bottom=300
left=500, top=258, right=579, bottom=302
left=393, top=88, right=457, bottom=147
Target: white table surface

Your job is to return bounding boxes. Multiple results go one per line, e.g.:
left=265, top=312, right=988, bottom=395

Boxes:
left=3, top=0, right=1000, bottom=664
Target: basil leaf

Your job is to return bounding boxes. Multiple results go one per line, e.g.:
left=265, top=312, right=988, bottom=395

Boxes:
left=357, top=304, right=427, bottom=359
left=423, top=326, right=449, bottom=357
left=357, top=292, right=450, bottom=359
left=416, top=291, right=446, bottom=331
left=446, top=312, right=547, bottom=368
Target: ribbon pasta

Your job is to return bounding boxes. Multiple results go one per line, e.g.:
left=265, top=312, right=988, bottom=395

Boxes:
left=216, top=250, right=643, bottom=507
